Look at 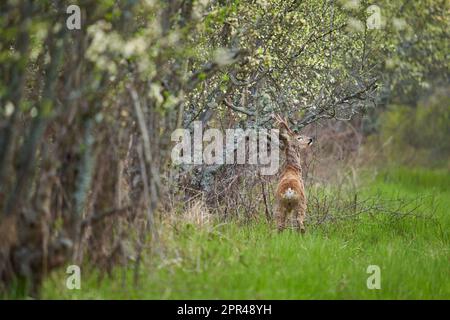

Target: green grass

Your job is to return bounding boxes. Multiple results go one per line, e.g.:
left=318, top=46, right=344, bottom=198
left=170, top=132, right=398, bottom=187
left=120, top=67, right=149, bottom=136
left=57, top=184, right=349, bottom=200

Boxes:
left=42, top=167, right=450, bottom=299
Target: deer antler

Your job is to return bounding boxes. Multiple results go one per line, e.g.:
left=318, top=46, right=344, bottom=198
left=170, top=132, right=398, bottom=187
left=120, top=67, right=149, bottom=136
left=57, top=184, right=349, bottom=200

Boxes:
left=272, top=114, right=295, bottom=136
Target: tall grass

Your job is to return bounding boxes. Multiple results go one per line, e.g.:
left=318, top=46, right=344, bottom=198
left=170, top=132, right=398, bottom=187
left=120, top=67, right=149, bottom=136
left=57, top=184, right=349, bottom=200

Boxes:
left=41, top=167, right=450, bottom=299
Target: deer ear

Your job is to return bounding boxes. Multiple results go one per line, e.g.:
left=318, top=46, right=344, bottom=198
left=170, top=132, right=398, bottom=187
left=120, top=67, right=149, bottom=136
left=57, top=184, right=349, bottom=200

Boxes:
left=279, top=130, right=290, bottom=142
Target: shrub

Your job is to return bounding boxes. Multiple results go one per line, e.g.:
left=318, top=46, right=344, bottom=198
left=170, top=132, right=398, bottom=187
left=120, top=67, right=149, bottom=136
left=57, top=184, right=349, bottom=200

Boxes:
left=378, top=87, right=450, bottom=167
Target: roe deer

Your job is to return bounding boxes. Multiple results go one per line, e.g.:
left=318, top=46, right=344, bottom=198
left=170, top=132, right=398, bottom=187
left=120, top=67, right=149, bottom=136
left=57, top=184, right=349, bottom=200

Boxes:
left=273, top=114, right=313, bottom=233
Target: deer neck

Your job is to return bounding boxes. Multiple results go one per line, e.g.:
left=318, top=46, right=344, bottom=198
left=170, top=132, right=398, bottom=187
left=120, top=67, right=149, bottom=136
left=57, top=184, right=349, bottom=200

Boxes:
left=284, top=143, right=302, bottom=173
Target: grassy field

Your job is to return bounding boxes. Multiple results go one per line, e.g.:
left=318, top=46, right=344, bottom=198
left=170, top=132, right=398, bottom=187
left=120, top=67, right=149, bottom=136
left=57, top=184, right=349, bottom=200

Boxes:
left=42, top=167, right=450, bottom=299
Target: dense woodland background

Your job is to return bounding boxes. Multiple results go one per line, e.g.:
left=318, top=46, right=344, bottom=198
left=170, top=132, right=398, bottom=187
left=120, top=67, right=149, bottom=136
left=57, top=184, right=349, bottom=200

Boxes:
left=0, top=0, right=448, bottom=298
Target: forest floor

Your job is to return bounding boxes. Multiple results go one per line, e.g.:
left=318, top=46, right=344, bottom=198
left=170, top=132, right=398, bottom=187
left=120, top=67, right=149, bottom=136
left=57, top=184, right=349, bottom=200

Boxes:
left=42, top=167, right=450, bottom=299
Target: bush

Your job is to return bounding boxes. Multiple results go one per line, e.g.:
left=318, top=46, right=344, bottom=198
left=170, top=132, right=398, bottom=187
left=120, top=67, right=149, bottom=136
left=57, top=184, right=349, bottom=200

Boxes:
left=378, top=87, right=450, bottom=167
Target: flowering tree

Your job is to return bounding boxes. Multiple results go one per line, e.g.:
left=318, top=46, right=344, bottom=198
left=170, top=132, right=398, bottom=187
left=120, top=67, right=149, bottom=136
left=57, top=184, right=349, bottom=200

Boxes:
left=0, top=0, right=447, bottom=296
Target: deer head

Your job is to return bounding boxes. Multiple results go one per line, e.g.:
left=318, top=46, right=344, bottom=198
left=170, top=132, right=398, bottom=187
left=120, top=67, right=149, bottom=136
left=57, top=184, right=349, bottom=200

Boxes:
left=272, top=114, right=313, bottom=150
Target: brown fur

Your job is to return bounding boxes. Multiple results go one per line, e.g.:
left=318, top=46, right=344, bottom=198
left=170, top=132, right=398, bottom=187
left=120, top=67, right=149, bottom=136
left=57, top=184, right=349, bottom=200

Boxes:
left=273, top=115, right=313, bottom=233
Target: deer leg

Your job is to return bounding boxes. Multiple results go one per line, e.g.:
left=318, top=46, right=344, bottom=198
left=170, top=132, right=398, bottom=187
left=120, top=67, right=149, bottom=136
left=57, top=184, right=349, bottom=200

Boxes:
left=296, top=203, right=306, bottom=234
left=276, top=205, right=287, bottom=232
